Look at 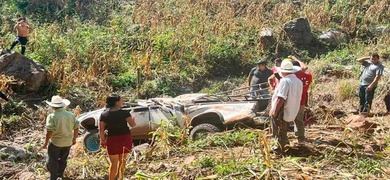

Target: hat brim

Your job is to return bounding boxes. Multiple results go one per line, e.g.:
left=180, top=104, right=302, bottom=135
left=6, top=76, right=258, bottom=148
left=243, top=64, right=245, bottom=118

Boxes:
left=46, top=99, right=70, bottom=107
left=277, top=66, right=301, bottom=73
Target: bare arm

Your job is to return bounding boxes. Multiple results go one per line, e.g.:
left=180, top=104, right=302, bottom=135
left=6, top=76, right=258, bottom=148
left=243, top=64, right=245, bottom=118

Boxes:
left=126, top=115, right=136, bottom=127
left=271, top=97, right=285, bottom=118
left=290, top=56, right=308, bottom=72
left=268, top=74, right=276, bottom=90
left=26, top=21, right=32, bottom=30
left=357, top=56, right=370, bottom=64
left=247, top=75, right=252, bottom=87
left=99, top=121, right=106, bottom=147
left=367, top=75, right=381, bottom=91
left=72, top=128, right=79, bottom=145
left=43, top=131, right=53, bottom=149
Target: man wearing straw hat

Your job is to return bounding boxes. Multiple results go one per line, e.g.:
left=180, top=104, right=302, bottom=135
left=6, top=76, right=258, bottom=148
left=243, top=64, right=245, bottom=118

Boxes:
left=43, top=95, right=78, bottom=180
left=270, top=60, right=302, bottom=154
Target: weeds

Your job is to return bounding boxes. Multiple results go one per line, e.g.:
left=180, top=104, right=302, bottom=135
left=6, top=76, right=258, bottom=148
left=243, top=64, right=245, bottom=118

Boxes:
left=0, top=0, right=389, bottom=179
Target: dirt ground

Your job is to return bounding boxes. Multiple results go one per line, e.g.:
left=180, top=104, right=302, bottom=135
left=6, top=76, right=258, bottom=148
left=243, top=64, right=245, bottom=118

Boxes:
left=1, top=77, right=390, bottom=179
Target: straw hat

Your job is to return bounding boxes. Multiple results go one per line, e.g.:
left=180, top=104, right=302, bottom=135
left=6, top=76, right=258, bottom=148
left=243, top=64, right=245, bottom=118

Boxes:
left=46, top=95, right=70, bottom=107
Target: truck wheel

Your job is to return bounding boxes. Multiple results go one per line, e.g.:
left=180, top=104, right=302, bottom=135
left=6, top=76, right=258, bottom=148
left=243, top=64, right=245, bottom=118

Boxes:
left=84, top=130, right=100, bottom=153
left=190, top=123, right=221, bottom=140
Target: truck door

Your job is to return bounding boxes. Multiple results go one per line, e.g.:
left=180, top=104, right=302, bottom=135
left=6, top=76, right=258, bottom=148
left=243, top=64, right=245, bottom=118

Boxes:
left=130, top=107, right=152, bottom=139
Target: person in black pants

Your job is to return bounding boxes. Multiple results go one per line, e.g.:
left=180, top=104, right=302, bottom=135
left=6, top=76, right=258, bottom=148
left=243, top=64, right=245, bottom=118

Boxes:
left=9, top=17, right=32, bottom=55
left=356, top=53, right=384, bottom=113
left=43, top=95, right=78, bottom=180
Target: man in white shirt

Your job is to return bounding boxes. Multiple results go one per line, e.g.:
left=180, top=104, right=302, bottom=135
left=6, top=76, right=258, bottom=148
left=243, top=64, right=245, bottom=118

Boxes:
left=270, top=60, right=303, bottom=154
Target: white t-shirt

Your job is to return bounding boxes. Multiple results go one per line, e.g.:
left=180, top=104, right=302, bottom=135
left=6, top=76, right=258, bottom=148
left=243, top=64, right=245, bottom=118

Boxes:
left=270, top=74, right=303, bottom=122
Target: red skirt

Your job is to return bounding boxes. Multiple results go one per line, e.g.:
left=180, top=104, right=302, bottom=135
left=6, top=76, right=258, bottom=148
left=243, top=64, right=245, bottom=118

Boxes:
left=106, top=134, right=133, bottom=155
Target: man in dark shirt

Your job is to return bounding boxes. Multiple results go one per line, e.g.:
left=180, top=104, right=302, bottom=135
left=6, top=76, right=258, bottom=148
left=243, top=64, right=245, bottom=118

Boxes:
left=247, top=60, right=273, bottom=99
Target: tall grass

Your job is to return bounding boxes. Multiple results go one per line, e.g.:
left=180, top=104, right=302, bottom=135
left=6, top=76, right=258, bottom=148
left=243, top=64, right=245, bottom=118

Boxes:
left=0, top=0, right=389, bottom=106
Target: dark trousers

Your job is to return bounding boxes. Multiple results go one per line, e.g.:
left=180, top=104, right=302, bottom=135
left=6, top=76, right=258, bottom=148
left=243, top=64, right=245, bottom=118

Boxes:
left=271, top=112, right=288, bottom=149
left=10, top=36, right=28, bottom=55
left=385, top=94, right=390, bottom=112
left=358, top=85, right=376, bottom=112
left=46, top=143, right=71, bottom=180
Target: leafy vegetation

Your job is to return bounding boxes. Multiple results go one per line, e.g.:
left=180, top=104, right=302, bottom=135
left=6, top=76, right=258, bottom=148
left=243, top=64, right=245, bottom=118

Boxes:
left=0, top=0, right=389, bottom=179
left=1, top=0, right=388, bottom=103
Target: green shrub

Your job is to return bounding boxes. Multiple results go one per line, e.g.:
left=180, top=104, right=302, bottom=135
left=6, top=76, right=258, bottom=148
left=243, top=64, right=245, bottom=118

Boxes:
left=190, top=129, right=258, bottom=149
left=197, top=156, right=216, bottom=168
left=109, top=72, right=136, bottom=90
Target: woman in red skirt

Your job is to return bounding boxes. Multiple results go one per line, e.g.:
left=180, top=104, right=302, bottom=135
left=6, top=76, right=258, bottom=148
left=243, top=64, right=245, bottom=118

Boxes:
left=99, top=94, right=136, bottom=180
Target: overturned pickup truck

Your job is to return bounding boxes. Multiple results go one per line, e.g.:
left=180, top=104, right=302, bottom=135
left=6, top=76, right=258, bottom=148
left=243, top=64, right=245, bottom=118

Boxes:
left=78, top=93, right=269, bottom=152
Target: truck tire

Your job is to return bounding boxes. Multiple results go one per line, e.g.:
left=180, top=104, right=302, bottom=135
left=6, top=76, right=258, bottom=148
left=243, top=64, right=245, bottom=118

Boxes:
left=190, top=123, right=221, bottom=140
left=84, top=130, right=100, bottom=153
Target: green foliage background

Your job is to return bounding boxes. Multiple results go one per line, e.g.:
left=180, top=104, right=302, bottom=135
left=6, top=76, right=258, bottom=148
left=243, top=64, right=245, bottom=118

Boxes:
left=0, top=0, right=389, bottom=108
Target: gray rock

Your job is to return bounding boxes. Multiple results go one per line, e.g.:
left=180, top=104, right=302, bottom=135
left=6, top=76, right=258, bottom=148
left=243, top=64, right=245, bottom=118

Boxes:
left=0, top=50, right=47, bottom=92
left=0, top=146, right=29, bottom=161
left=6, top=154, right=17, bottom=161
left=373, top=26, right=390, bottom=36
left=319, top=31, right=348, bottom=46
left=283, top=18, right=314, bottom=46
left=259, top=28, right=274, bottom=47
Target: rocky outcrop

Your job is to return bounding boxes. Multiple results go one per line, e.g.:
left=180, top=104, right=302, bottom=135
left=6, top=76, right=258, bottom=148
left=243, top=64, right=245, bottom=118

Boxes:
left=372, top=26, right=390, bottom=37
left=0, top=50, right=47, bottom=92
left=0, top=146, right=30, bottom=161
left=283, top=18, right=314, bottom=46
left=258, top=27, right=274, bottom=47
left=319, top=31, right=348, bottom=46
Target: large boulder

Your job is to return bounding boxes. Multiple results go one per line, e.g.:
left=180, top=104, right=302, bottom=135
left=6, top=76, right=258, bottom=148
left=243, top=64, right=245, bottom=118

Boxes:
left=318, top=31, right=348, bottom=46
left=0, top=50, right=47, bottom=92
left=258, top=27, right=274, bottom=47
left=0, top=146, right=29, bottom=161
left=372, top=25, right=390, bottom=37
left=283, top=18, right=314, bottom=46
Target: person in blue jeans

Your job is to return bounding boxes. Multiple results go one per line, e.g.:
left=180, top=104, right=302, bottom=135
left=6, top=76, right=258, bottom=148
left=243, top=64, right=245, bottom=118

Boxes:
left=357, top=53, right=384, bottom=113
left=43, top=95, right=78, bottom=180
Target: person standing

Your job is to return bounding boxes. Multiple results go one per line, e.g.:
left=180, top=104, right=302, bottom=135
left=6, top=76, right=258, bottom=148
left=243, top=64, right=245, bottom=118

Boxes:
left=247, top=60, right=273, bottom=98
left=291, top=58, right=312, bottom=144
left=271, top=58, right=282, bottom=73
left=100, top=94, right=136, bottom=180
left=270, top=60, right=302, bottom=154
left=357, top=53, right=384, bottom=113
left=270, top=58, right=282, bottom=88
left=9, top=17, right=32, bottom=55
left=43, top=95, right=78, bottom=180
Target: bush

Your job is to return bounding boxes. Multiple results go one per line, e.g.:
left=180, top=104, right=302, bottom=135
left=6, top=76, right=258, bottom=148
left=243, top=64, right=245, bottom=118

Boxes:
left=337, top=79, right=359, bottom=101
left=109, top=72, right=136, bottom=90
